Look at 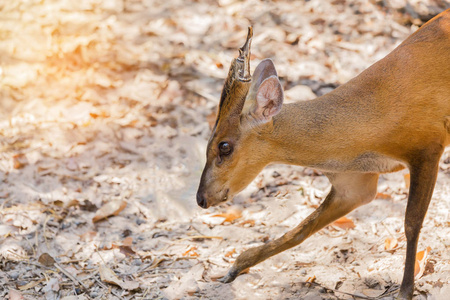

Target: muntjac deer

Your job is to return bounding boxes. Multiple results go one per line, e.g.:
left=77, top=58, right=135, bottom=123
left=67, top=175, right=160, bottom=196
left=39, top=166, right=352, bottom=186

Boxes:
left=197, top=9, right=450, bottom=300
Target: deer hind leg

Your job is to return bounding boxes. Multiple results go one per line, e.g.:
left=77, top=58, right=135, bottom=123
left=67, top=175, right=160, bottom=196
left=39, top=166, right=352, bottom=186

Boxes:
left=219, top=172, right=379, bottom=283
left=397, top=147, right=443, bottom=300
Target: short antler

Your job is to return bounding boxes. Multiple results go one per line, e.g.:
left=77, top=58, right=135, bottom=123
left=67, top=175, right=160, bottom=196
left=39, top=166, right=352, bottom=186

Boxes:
left=238, top=26, right=252, bottom=82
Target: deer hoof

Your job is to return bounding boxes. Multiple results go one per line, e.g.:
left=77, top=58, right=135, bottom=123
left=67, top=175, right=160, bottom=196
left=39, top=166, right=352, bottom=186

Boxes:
left=218, top=268, right=239, bottom=283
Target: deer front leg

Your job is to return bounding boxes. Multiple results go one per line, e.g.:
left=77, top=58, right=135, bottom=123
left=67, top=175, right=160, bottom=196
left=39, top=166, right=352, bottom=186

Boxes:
left=219, top=172, right=379, bottom=283
left=397, top=149, right=442, bottom=300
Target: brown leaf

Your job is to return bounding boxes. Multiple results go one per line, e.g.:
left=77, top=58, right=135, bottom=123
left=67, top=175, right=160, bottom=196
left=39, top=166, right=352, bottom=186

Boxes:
left=225, top=248, right=236, bottom=257
left=38, top=253, right=56, bottom=267
left=384, top=237, right=398, bottom=250
left=332, top=217, right=356, bottom=230
left=89, top=111, right=110, bottom=119
left=12, top=153, right=28, bottom=169
left=239, top=219, right=255, bottom=227
left=376, top=192, right=391, bottom=200
left=119, top=245, right=136, bottom=257
left=119, top=237, right=135, bottom=256
left=240, top=267, right=250, bottom=275
left=182, top=246, right=199, bottom=257
left=404, top=173, right=411, bottom=189
left=212, top=207, right=242, bottom=224
left=92, top=200, right=127, bottom=223
left=304, top=275, right=316, bottom=288
left=122, top=236, right=133, bottom=247
left=414, top=246, right=431, bottom=279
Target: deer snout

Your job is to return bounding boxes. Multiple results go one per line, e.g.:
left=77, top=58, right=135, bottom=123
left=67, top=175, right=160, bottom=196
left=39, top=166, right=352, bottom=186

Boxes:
left=196, top=190, right=209, bottom=209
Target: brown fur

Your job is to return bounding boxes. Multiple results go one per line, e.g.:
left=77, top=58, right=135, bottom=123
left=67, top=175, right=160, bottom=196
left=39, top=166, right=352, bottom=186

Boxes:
left=197, top=9, right=450, bottom=300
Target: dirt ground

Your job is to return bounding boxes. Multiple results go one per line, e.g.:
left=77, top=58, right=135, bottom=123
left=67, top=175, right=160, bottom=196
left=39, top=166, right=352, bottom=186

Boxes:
left=0, top=1, right=449, bottom=299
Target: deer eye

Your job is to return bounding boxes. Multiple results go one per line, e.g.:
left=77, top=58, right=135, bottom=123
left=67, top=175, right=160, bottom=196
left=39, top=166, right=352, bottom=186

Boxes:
left=218, top=142, right=232, bottom=156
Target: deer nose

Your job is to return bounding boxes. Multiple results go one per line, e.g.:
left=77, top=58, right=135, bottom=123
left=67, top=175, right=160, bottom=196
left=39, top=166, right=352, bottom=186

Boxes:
left=196, top=191, right=208, bottom=209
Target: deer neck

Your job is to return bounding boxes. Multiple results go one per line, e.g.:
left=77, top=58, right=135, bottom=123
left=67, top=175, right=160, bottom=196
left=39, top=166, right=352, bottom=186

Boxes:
left=264, top=83, right=379, bottom=168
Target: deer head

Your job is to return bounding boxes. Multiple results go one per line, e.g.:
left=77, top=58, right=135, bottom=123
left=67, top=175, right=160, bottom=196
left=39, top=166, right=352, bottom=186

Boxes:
left=197, top=27, right=284, bottom=208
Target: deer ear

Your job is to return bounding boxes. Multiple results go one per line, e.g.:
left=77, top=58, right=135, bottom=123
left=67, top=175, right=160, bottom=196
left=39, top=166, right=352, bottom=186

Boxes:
left=253, top=75, right=284, bottom=122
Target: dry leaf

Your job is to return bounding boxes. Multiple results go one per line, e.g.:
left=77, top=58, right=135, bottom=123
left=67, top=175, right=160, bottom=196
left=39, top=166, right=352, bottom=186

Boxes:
left=239, top=219, right=255, bottom=227
left=384, top=237, right=398, bottom=250
left=9, top=289, right=25, bottom=300
left=92, top=200, right=127, bottom=223
left=119, top=245, right=136, bottom=257
left=332, top=217, right=356, bottom=230
left=182, top=246, right=199, bottom=257
left=212, top=207, right=242, bottom=224
left=0, top=225, right=19, bottom=236
left=12, top=153, right=28, bottom=169
left=404, top=173, right=411, bottom=189
left=304, top=275, right=316, bottom=287
left=122, top=236, right=133, bottom=247
left=119, top=280, right=139, bottom=291
left=414, top=246, right=431, bottom=279
left=18, top=279, right=45, bottom=291
left=240, top=267, right=250, bottom=275
left=99, top=264, right=122, bottom=286
left=89, top=111, right=110, bottom=119
left=0, top=242, right=27, bottom=261
left=99, top=264, right=139, bottom=290
left=225, top=248, right=236, bottom=257
left=362, top=289, right=384, bottom=297
left=79, top=231, right=97, bottom=242
left=119, top=237, right=136, bottom=256
left=38, top=253, right=56, bottom=266
left=376, top=192, right=391, bottom=200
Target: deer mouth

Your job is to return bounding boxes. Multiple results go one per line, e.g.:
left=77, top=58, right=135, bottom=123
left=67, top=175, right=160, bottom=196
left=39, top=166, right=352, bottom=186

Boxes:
left=196, top=188, right=230, bottom=209
left=221, top=188, right=230, bottom=202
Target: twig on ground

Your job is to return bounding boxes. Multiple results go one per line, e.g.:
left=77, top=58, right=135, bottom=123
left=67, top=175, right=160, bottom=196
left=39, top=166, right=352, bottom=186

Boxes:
left=177, top=235, right=224, bottom=242
left=93, top=275, right=126, bottom=300
left=43, top=214, right=52, bottom=249
left=54, top=262, right=90, bottom=291
left=6, top=249, right=29, bottom=261
left=137, top=257, right=167, bottom=275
